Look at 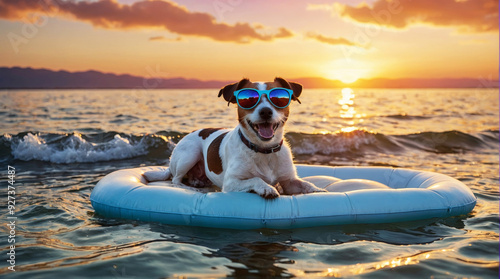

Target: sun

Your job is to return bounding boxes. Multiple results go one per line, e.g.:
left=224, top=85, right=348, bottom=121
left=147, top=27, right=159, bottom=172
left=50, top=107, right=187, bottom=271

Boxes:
left=322, top=58, right=372, bottom=84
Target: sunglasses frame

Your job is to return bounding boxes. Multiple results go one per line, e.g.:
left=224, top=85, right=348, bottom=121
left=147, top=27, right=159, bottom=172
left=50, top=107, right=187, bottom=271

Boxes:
left=233, top=87, right=293, bottom=110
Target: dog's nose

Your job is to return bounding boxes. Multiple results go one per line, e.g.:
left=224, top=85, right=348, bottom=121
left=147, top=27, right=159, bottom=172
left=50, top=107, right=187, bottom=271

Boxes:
left=259, top=107, right=273, bottom=120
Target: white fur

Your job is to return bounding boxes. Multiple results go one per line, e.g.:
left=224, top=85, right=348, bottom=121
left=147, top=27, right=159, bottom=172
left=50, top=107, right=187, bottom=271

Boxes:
left=143, top=81, right=326, bottom=199
left=143, top=168, right=171, bottom=181
left=256, top=82, right=267, bottom=91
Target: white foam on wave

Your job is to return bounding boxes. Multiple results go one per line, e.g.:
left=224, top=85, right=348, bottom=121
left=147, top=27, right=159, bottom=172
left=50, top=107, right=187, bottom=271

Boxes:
left=10, top=133, right=149, bottom=163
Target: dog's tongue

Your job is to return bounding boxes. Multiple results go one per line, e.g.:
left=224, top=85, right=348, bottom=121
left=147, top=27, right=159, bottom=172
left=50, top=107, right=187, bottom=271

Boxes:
left=257, top=123, right=274, bottom=139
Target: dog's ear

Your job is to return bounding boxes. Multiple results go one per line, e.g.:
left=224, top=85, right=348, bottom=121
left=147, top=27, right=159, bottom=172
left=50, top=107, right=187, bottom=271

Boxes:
left=274, top=77, right=302, bottom=104
left=218, top=78, right=250, bottom=106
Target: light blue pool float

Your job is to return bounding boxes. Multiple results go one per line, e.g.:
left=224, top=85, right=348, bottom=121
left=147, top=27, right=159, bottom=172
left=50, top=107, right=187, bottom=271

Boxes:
left=90, top=165, right=476, bottom=229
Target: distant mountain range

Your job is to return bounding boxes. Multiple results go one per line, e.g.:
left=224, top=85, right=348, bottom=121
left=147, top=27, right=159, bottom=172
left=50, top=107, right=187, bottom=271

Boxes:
left=0, top=67, right=497, bottom=89
left=0, top=67, right=227, bottom=89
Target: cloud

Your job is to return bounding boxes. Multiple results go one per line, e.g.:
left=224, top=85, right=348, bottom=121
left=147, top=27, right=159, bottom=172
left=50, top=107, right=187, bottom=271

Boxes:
left=306, top=32, right=365, bottom=47
left=0, top=0, right=294, bottom=43
left=149, top=35, right=183, bottom=42
left=274, top=27, right=294, bottom=38
left=336, top=0, right=498, bottom=33
left=149, top=36, right=166, bottom=41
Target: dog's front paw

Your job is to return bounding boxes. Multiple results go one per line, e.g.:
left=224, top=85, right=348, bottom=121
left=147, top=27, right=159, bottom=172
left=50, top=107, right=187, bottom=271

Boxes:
left=142, top=170, right=170, bottom=182
left=254, top=185, right=280, bottom=199
left=308, top=186, right=328, bottom=193
left=281, top=178, right=328, bottom=195
left=302, top=180, right=328, bottom=193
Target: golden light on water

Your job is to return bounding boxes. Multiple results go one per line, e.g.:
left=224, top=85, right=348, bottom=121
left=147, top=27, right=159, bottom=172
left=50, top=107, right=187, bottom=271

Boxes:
left=337, top=88, right=365, bottom=133
left=340, top=126, right=359, bottom=133
left=287, top=249, right=451, bottom=278
left=339, top=88, right=355, bottom=119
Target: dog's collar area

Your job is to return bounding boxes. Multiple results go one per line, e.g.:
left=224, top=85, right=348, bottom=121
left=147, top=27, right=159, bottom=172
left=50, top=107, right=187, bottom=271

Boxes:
left=238, top=129, right=283, bottom=154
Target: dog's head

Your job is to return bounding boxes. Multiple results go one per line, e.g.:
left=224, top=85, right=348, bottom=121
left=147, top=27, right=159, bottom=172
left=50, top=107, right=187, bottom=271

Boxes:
left=218, top=77, right=302, bottom=145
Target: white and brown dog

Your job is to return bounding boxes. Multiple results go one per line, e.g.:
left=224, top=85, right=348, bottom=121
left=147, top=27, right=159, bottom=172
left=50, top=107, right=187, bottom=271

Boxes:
left=143, top=77, right=326, bottom=199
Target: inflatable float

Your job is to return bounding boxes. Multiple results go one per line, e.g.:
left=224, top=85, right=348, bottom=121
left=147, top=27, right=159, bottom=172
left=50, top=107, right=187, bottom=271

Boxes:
left=90, top=165, right=476, bottom=229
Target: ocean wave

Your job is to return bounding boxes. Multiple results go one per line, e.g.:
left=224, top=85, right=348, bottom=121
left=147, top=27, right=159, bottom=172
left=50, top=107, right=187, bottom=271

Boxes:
left=1, top=132, right=178, bottom=164
left=1, top=129, right=497, bottom=164
left=393, top=130, right=499, bottom=154
left=286, top=130, right=402, bottom=155
left=383, top=114, right=431, bottom=120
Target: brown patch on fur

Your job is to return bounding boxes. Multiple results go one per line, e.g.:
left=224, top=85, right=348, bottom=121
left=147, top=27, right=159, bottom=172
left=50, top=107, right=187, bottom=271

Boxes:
left=198, top=128, right=223, bottom=140
left=282, top=106, right=290, bottom=118
left=207, top=132, right=228, bottom=174
left=264, top=81, right=280, bottom=89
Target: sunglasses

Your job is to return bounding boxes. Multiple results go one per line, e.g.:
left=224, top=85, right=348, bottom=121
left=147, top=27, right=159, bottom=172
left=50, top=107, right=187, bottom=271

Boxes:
left=233, top=88, right=293, bottom=109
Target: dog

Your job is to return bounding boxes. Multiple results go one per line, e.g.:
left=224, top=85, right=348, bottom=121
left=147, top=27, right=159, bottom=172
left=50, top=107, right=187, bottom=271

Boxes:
left=143, top=77, right=326, bottom=199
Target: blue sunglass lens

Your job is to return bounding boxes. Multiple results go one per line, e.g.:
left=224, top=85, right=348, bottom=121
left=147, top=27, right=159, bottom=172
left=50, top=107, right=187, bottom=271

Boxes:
left=269, top=89, right=291, bottom=108
left=237, top=90, right=260, bottom=109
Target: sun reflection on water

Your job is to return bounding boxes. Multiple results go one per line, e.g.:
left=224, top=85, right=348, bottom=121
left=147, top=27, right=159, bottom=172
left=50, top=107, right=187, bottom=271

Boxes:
left=340, top=126, right=359, bottom=133
left=287, top=249, right=452, bottom=278
left=337, top=88, right=365, bottom=133
left=339, top=88, right=356, bottom=119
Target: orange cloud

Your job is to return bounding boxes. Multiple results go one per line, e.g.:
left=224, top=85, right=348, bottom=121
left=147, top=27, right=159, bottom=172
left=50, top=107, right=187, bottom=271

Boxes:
left=149, top=35, right=183, bottom=42
left=0, top=0, right=294, bottom=43
left=306, top=32, right=365, bottom=47
left=337, top=0, right=498, bottom=33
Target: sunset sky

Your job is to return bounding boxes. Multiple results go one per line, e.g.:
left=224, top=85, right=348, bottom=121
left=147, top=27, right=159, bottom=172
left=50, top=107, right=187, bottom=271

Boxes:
left=0, top=0, right=498, bottom=83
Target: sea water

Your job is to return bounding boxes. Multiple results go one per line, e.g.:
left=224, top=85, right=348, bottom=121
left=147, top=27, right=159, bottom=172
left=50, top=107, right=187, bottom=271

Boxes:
left=0, top=88, right=498, bottom=277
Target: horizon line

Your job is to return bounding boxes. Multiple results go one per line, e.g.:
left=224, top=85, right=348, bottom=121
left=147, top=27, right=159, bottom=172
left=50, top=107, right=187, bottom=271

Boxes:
left=1, top=66, right=498, bottom=89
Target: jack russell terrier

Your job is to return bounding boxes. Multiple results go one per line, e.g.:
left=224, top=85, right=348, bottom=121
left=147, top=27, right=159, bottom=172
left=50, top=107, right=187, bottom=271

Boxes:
left=143, top=77, right=326, bottom=199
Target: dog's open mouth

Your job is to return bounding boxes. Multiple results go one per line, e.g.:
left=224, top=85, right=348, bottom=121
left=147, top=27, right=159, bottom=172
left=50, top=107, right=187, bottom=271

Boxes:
left=248, top=120, right=280, bottom=141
